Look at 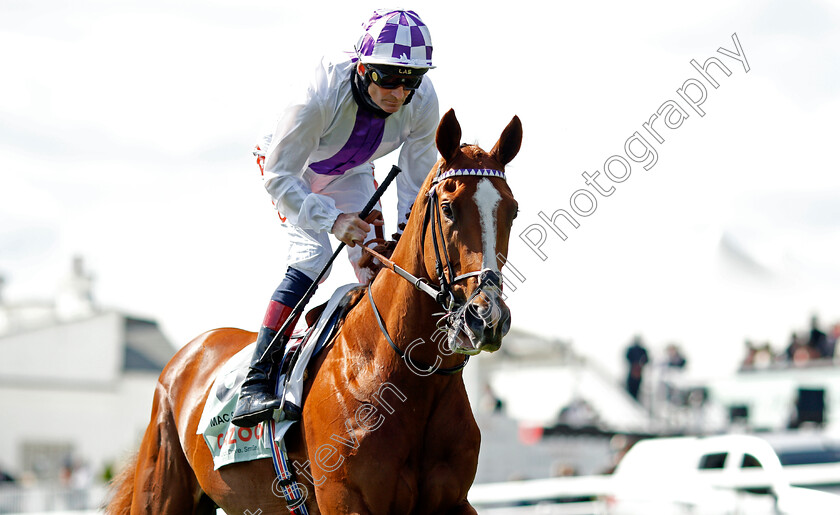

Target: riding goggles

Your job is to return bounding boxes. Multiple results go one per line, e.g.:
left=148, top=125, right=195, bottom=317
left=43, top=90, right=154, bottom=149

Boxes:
left=366, top=64, right=427, bottom=90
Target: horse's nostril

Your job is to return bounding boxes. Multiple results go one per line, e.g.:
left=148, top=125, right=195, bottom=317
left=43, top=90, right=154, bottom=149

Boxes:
left=467, top=301, right=493, bottom=325
left=500, top=312, right=511, bottom=336
left=465, top=307, right=485, bottom=333
left=465, top=298, right=510, bottom=335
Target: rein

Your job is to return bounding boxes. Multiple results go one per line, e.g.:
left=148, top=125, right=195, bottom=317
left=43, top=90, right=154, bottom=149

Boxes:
left=362, top=166, right=507, bottom=375
left=366, top=287, right=468, bottom=375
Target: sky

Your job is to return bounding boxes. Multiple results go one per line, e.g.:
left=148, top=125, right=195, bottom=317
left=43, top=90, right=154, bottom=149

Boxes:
left=2, top=0, right=840, bottom=381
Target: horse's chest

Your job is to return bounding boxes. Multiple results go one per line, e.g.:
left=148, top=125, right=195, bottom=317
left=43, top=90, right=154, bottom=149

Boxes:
left=307, top=351, right=481, bottom=511
left=349, top=405, right=480, bottom=511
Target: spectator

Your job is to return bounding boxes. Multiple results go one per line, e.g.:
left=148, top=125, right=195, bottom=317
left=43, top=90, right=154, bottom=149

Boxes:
left=741, top=339, right=757, bottom=369
left=625, top=336, right=649, bottom=401
left=829, top=322, right=840, bottom=359
left=0, top=466, right=14, bottom=483
left=479, top=382, right=504, bottom=414
left=665, top=344, right=687, bottom=369
left=808, top=314, right=830, bottom=358
left=785, top=331, right=813, bottom=364
left=752, top=342, right=775, bottom=368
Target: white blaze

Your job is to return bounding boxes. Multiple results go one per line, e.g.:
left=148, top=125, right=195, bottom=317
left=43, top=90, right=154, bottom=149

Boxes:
left=474, top=178, right=501, bottom=271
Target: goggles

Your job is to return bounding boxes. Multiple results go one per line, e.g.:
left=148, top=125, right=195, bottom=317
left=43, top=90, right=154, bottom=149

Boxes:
left=366, top=64, right=427, bottom=90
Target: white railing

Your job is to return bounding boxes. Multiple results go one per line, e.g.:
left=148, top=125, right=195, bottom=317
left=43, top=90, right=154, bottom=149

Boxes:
left=469, top=475, right=612, bottom=514
left=0, top=479, right=610, bottom=514
left=0, top=484, right=106, bottom=514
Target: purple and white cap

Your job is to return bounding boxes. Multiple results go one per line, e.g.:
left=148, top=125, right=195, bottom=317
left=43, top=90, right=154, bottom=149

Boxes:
left=355, top=9, right=434, bottom=69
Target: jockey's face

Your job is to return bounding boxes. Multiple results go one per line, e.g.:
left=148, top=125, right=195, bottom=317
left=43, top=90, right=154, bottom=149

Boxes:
left=367, top=81, right=409, bottom=113
left=358, top=64, right=410, bottom=114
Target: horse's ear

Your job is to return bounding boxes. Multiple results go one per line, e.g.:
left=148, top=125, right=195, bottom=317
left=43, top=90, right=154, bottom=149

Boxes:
left=436, top=108, right=462, bottom=164
left=490, top=115, right=522, bottom=166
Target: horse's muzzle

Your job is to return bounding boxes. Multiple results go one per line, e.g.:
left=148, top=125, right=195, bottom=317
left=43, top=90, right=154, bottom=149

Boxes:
left=460, top=288, right=511, bottom=353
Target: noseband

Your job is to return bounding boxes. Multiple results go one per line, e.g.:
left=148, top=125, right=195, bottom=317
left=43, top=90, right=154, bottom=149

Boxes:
left=364, top=166, right=507, bottom=375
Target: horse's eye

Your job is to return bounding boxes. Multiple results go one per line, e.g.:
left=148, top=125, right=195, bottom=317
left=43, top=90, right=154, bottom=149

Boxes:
left=441, top=203, right=454, bottom=220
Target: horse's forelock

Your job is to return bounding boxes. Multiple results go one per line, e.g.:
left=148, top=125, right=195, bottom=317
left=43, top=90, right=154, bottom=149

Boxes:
left=448, top=144, right=508, bottom=173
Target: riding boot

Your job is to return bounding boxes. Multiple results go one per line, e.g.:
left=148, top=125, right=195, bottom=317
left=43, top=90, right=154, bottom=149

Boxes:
left=231, top=301, right=302, bottom=427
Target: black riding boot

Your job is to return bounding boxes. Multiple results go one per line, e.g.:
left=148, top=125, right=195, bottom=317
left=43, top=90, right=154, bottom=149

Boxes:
left=231, top=301, right=302, bottom=427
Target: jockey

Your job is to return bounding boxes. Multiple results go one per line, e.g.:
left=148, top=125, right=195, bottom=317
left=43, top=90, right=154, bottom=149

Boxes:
left=232, top=9, right=440, bottom=428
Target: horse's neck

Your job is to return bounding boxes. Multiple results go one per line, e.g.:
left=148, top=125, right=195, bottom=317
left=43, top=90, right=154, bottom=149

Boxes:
left=369, top=264, right=440, bottom=342
left=364, top=233, right=465, bottom=372
left=375, top=216, right=437, bottom=324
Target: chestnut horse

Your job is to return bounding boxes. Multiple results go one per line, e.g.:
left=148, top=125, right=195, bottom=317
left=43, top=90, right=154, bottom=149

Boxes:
left=106, top=109, right=521, bottom=514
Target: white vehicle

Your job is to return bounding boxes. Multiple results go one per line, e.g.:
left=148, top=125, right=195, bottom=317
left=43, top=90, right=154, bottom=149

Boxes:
left=608, top=434, right=840, bottom=514
left=756, top=431, right=840, bottom=495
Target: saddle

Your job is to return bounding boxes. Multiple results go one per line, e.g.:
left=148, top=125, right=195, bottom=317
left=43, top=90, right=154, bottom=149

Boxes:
left=197, top=283, right=365, bottom=470
left=278, top=285, right=366, bottom=382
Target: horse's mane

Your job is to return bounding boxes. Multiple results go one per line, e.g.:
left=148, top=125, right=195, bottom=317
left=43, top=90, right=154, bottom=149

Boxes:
left=357, top=158, right=442, bottom=280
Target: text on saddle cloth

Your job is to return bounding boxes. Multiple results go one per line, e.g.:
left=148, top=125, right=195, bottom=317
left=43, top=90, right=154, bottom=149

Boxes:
left=196, top=283, right=364, bottom=470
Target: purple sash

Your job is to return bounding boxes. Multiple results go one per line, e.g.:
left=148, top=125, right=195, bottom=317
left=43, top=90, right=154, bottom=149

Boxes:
left=309, top=109, right=386, bottom=176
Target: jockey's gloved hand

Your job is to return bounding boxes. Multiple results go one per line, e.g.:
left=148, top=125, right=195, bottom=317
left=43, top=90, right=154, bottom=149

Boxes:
left=331, top=211, right=383, bottom=247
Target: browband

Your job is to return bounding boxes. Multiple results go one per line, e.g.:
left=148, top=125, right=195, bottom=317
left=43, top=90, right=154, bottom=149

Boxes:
left=433, top=168, right=506, bottom=183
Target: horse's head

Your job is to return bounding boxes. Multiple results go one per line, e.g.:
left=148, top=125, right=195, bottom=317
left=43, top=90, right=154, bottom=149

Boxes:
left=422, top=109, right=522, bottom=355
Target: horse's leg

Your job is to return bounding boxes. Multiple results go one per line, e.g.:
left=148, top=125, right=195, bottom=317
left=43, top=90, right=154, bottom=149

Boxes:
left=130, top=383, right=205, bottom=514
left=309, top=481, right=371, bottom=515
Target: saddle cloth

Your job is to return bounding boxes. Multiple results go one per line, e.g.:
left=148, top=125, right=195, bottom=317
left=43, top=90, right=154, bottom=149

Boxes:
left=196, top=283, right=362, bottom=470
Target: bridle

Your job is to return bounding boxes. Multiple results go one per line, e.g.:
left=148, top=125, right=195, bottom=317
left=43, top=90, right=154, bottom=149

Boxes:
left=363, top=165, right=507, bottom=375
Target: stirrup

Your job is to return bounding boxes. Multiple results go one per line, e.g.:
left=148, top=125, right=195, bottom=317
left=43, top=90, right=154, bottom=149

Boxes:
left=231, top=381, right=282, bottom=427
left=231, top=407, right=275, bottom=428
left=279, top=398, right=302, bottom=421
